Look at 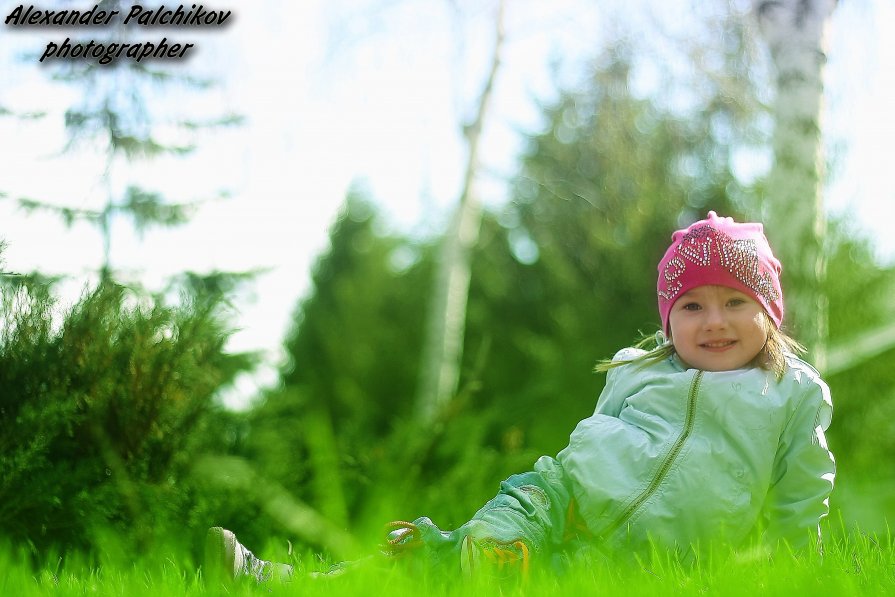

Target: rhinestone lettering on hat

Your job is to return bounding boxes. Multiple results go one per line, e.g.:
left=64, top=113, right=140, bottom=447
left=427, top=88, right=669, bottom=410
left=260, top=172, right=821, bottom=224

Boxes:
left=676, top=226, right=714, bottom=266
left=660, top=256, right=686, bottom=299
left=658, top=225, right=779, bottom=304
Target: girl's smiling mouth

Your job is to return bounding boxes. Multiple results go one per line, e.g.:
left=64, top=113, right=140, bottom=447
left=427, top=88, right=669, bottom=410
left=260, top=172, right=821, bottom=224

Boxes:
left=700, top=340, right=737, bottom=351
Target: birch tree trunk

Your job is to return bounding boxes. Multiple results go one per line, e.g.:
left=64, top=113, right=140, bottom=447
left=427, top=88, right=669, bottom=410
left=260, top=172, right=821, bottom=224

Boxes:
left=754, top=0, right=837, bottom=371
left=415, top=0, right=505, bottom=426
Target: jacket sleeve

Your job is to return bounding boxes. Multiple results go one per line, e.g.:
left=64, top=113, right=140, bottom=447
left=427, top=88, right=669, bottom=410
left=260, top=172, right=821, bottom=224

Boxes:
left=760, top=379, right=835, bottom=548
left=396, top=456, right=574, bottom=572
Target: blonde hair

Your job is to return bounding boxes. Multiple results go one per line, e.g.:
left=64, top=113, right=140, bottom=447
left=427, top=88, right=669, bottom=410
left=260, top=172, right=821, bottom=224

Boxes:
left=595, top=315, right=805, bottom=380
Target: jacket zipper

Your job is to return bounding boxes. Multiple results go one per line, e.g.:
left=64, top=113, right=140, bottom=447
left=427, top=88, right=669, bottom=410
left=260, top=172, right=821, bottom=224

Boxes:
left=599, top=369, right=705, bottom=539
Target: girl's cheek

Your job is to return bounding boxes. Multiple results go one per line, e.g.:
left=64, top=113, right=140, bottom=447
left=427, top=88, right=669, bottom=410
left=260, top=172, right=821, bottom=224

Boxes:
left=752, top=312, right=768, bottom=329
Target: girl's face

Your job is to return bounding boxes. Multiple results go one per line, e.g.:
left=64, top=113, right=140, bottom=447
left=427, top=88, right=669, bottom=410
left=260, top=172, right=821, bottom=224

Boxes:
left=668, top=285, right=769, bottom=372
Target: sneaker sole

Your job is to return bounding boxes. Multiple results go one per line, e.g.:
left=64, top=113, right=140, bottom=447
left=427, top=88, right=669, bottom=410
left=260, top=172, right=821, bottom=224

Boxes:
left=205, top=527, right=238, bottom=583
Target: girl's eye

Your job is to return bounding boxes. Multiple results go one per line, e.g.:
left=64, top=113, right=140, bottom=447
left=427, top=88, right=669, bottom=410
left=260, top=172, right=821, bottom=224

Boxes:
left=681, top=303, right=701, bottom=311
left=727, top=298, right=746, bottom=307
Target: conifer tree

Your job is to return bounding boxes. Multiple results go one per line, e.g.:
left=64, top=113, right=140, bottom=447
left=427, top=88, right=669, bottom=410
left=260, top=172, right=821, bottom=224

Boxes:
left=1, top=0, right=242, bottom=282
left=0, top=0, right=255, bottom=555
left=0, top=261, right=254, bottom=554
left=247, top=191, right=433, bottom=525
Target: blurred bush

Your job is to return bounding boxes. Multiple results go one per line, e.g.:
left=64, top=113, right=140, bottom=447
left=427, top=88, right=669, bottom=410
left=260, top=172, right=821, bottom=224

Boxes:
left=0, top=273, right=254, bottom=557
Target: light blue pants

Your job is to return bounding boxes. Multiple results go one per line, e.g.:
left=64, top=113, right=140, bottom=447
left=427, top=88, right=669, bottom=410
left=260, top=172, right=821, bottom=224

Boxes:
left=406, top=456, right=575, bottom=569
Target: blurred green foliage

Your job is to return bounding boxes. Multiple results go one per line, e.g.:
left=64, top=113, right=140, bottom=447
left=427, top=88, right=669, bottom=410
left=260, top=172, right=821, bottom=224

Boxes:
left=822, top=219, right=895, bottom=527
left=0, top=277, right=254, bottom=557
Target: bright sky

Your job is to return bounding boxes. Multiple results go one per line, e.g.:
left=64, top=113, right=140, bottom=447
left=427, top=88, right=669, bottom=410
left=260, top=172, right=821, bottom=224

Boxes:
left=1, top=0, right=893, bottom=408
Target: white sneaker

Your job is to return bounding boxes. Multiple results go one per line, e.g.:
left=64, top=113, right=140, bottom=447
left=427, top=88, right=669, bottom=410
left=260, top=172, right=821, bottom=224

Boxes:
left=205, top=527, right=293, bottom=583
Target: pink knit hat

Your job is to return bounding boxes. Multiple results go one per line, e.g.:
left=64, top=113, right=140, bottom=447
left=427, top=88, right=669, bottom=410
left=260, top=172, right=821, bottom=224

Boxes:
left=657, top=211, right=783, bottom=334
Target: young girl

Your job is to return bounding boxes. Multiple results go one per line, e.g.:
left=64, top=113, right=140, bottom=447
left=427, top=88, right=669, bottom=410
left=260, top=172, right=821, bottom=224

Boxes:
left=207, top=211, right=835, bottom=581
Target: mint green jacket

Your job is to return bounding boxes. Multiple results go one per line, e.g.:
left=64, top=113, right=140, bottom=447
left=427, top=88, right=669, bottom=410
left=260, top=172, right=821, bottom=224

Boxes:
left=556, top=348, right=835, bottom=552
left=406, top=349, right=835, bottom=565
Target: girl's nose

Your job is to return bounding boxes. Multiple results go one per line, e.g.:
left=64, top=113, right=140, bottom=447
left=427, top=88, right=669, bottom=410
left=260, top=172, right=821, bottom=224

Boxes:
left=702, top=306, right=727, bottom=329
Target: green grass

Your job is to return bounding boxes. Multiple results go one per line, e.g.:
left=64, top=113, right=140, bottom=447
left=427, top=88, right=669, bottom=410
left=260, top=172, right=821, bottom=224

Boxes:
left=3, top=526, right=894, bottom=596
